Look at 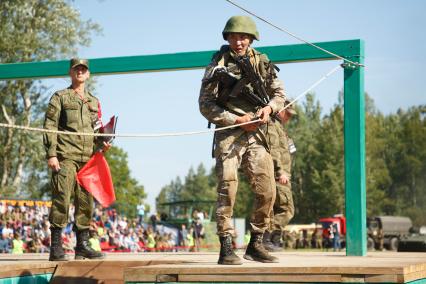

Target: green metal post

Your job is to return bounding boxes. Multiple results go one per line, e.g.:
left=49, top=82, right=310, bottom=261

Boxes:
left=343, top=40, right=366, bottom=256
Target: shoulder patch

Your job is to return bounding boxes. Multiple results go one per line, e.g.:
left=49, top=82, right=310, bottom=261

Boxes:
left=46, top=103, right=57, bottom=119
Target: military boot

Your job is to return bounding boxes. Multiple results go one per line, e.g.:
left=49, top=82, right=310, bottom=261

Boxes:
left=218, top=235, right=242, bottom=265
left=263, top=231, right=283, bottom=252
left=271, top=230, right=284, bottom=248
left=75, top=230, right=105, bottom=260
left=49, top=228, right=69, bottom=261
left=244, top=233, right=279, bottom=263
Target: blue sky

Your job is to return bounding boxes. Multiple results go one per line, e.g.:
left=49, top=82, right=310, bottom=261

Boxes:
left=44, top=0, right=426, bottom=211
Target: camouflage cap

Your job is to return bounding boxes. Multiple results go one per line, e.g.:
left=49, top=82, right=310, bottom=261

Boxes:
left=70, top=58, right=89, bottom=69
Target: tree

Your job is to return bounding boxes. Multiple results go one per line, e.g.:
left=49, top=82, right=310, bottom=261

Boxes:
left=289, top=93, right=324, bottom=223
left=104, top=146, right=147, bottom=218
left=0, top=0, right=100, bottom=196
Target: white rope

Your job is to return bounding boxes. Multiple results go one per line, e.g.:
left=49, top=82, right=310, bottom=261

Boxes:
left=278, top=65, right=341, bottom=113
left=225, top=0, right=364, bottom=68
left=0, top=65, right=341, bottom=138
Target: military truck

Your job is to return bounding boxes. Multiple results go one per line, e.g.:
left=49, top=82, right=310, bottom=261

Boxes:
left=367, top=216, right=412, bottom=251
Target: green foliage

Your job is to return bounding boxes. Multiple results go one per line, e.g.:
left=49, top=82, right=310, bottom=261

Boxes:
left=104, top=146, right=147, bottom=218
left=157, top=164, right=216, bottom=216
left=0, top=0, right=101, bottom=196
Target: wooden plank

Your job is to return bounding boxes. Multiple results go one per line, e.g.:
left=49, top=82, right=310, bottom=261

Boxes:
left=404, top=270, right=426, bottom=283
left=364, top=274, right=398, bottom=283
left=0, top=262, right=56, bottom=278
left=51, top=260, right=183, bottom=284
left=0, top=252, right=424, bottom=283
left=179, top=274, right=341, bottom=283
left=124, top=264, right=406, bottom=276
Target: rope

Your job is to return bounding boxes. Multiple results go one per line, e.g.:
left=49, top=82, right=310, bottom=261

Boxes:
left=225, top=0, right=364, bottom=68
left=0, top=65, right=341, bottom=138
left=278, top=65, right=341, bottom=113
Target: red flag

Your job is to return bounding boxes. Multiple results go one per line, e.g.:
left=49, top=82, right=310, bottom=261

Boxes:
left=77, top=152, right=115, bottom=207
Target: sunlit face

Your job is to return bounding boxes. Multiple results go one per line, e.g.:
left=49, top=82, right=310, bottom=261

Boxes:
left=226, top=33, right=253, bottom=56
left=69, top=65, right=90, bottom=84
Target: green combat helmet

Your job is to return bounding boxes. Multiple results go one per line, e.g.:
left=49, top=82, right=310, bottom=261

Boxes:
left=222, top=15, right=259, bottom=41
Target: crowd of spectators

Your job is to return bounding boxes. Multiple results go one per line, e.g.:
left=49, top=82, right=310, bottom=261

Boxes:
left=0, top=201, right=202, bottom=254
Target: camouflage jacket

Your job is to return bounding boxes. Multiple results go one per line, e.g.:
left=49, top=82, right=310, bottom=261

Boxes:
left=43, top=86, right=101, bottom=162
left=199, top=46, right=285, bottom=151
left=268, top=119, right=292, bottom=178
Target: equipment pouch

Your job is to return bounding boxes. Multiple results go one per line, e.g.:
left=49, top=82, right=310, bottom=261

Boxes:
left=288, top=138, right=296, bottom=154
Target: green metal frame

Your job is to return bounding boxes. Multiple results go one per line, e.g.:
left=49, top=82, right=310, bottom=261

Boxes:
left=0, top=39, right=366, bottom=256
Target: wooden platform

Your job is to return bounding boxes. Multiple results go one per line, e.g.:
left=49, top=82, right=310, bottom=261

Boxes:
left=0, top=252, right=425, bottom=283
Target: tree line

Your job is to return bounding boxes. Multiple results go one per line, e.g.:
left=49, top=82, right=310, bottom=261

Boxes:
left=157, top=94, right=426, bottom=226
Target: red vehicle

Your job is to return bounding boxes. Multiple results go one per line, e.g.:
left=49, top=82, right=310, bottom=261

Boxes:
left=319, top=214, right=346, bottom=248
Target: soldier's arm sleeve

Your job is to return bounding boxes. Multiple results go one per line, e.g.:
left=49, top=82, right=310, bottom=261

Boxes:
left=262, top=54, right=286, bottom=114
left=269, top=123, right=285, bottom=178
left=93, top=99, right=103, bottom=151
left=280, top=132, right=292, bottom=177
left=268, top=76, right=285, bottom=115
left=43, top=93, right=61, bottom=159
left=198, top=62, right=239, bottom=126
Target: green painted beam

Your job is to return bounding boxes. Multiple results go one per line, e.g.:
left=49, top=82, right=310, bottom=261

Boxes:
left=0, top=40, right=360, bottom=80
left=343, top=40, right=366, bottom=256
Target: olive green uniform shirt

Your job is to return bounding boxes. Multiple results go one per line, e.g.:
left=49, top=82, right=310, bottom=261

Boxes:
left=43, top=86, right=100, bottom=162
left=268, top=119, right=291, bottom=179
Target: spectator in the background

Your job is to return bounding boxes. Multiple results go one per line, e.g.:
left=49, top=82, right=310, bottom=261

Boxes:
left=11, top=232, right=24, bottom=254
left=332, top=223, right=340, bottom=251
left=192, top=217, right=204, bottom=252
left=89, top=230, right=102, bottom=252
left=118, top=216, right=128, bottom=231
left=150, top=214, right=158, bottom=231
left=137, top=201, right=145, bottom=226
left=187, top=227, right=195, bottom=252
left=178, top=224, right=188, bottom=251
left=0, top=233, right=10, bottom=253
left=2, top=222, right=13, bottom=238
left=146, top=227, right=156, bottom=251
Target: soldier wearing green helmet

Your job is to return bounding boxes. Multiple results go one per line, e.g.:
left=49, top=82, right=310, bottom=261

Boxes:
left=199, top=16, right=286, bottom=265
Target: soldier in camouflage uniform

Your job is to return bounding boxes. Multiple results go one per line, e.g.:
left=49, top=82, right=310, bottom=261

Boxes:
left=263, top=100, right=296, bottom=251
left=43, top=58, right=110, bottom=261
left=199, top=16, right=285, bottom=264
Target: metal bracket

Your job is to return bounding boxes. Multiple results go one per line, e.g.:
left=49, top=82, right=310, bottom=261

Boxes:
left=341, top=62, right=359, bottom=70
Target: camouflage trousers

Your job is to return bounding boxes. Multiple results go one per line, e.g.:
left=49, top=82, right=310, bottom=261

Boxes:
left=214, top=132, right=276, bottom=237
left=49, top=159, right=94, bottom=231
left=268, top=183, right=294, bottom=232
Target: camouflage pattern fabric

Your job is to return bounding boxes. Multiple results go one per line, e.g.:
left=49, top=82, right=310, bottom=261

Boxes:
left=44, top=86, right=101, bottom=230
left=49, top=159, right=94, bottom=230
left=267, top=119, right=294, bottom=232
left=43, top=87, right=100, bottom=162
left=199, top=46, right=285, bottom=236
